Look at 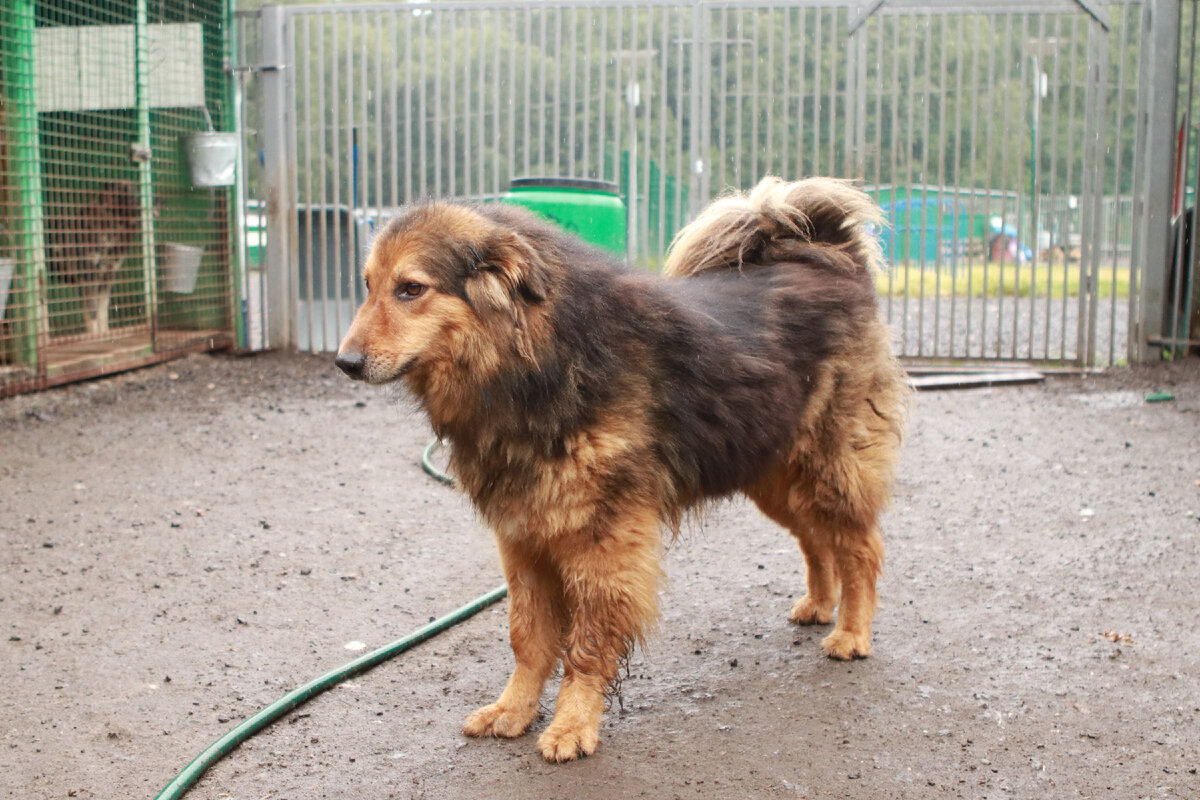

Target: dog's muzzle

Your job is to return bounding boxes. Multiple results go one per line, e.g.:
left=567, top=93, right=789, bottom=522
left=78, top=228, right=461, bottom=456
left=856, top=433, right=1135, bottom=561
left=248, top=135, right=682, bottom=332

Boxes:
left=334, top=350, right=366, bottom=380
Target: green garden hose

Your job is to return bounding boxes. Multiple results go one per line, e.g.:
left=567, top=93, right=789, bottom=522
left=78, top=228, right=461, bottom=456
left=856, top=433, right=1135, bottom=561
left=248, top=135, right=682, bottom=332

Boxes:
left=420, top=437, right=455, bottom=485
left=153, top=446, right=503, bottom=800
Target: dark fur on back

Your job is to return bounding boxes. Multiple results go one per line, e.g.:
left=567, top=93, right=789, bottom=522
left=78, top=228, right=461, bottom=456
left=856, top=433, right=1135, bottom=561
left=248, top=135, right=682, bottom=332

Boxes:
left=418, top=198, right=884, bottom=516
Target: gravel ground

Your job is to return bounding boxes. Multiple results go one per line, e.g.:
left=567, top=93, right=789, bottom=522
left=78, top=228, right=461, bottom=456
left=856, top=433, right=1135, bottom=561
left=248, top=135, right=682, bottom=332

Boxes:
left=2, top=351, right=1198, bottom=800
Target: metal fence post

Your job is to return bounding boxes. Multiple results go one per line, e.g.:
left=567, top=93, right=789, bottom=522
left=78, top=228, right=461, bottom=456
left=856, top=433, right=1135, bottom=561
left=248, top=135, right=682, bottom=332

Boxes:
left=135, top=0, right=159, bottom=348
left=261, top=5, right=294, bottom=350
left=688, top=0, right=710, bottom=217
left=1134, top=0, right=1182, bottom=361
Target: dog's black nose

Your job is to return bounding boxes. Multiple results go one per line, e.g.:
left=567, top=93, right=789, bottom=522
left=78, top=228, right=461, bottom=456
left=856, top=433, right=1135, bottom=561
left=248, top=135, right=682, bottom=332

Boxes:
left=335, top=350, right=366, bottom=379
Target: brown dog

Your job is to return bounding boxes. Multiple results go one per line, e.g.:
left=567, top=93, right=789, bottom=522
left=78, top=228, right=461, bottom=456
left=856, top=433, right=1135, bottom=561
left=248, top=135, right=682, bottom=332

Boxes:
left=335, top=177, right=907, bottom=762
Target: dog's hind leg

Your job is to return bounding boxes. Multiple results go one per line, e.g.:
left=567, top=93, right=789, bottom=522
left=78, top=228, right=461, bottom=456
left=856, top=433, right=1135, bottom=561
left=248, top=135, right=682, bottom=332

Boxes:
left=748, top=469, right=840, bottom=626
left=750, top=426, right=893, bottom=660
left=537, top=506, right=663, bottom=762
left=463, top=541, right=566, bottom=740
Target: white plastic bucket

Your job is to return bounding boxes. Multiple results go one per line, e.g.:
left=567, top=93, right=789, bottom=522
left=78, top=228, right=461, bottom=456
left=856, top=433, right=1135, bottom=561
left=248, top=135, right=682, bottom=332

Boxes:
left=182, top=132, right=239, bottom=187
left=0, top=258, right=13, bottom=318
left=161, top=244, right=203, bottom=294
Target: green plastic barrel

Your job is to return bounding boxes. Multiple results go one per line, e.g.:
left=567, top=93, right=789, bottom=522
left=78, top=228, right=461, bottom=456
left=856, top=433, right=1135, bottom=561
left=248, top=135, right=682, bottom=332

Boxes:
left=502, top=177, right=626, bottom=256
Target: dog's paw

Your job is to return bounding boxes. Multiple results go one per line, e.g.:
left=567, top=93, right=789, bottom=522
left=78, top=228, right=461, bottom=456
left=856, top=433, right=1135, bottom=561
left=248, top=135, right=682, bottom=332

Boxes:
left=821, top=629, right=871, bottom=660
left=462, top=702, right=537, bottom=739
left=789, top=595, right=835, bottom=625
left=537, top=722, right=599, bottom=762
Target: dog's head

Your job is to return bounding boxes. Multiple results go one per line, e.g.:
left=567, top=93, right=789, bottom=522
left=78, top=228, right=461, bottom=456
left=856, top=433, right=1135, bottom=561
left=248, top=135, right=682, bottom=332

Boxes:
left=335, top=203, right=554, bottom=390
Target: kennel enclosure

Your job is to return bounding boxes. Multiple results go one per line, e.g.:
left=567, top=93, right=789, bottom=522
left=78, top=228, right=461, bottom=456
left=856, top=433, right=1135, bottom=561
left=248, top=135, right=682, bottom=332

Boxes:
left=0, top=0, right=240, bottom=397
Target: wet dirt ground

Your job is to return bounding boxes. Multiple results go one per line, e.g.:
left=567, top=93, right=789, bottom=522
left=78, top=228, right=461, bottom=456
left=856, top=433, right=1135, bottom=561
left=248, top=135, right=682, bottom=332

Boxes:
left=2, top=351, right=1198, bottom=800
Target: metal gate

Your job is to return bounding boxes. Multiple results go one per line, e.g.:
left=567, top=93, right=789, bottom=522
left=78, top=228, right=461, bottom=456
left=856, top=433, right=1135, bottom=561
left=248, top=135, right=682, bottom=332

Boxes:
left=237, top=0, right=1163, bottom=366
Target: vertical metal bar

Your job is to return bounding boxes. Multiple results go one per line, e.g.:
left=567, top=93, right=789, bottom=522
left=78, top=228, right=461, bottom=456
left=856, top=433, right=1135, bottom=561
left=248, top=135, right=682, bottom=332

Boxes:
left=1043, top=14, right=1064, bottom=360
left=750, top=9, right=761, bottom=184
left=855, top=14, right=868, bottom=180
left=948, top=13, right=966, bottom=358
left=780, top=6, right=792, bottom=180
left=472, top=12, right=482, bottom=195
left=134, top=0, right=159, bottom=348
left=374, top=14, right=383, bottom=212
left=981, top=14, right=997, bottom=359
left=872, top=12, right=883, bottom=186
left=418, top=12, right=428, bottom=194
left=389, top=12, right=398, bottom=207
left=1022, top=14, right=1038, bottom=360
left=901, top=14, right=917, bottom=355
left=1106, top=6, right=1133, bottom=365
left=640, top=10, right=655, bottom=262
left=829, top=9, right=839, bottom=175
left=1061, top=16, right=1080, bottom=358
left=332, top=13, right=346, bottom=351
left=1077, top=18, right=1103, bottom=366
left=673, top=5, right=685, bottom=228
left=1180, top=2, right=1200, bottom=355
left=812, top=8, right=822, bottom=174
left=844, top=20, right=857, bottom=181
left=614, top=5, right=625, bottom=189
left=796, top=7, right=808, bottom=177
left=533, top=7, right=542, bottom=178
left=1125, top=4, right=1146, bottom=364
left=733, top=7, right=744, bottom=187
left=356, top=12, right=368, bottom=310
left=716, top=6, right=728, bottom=192
left=404, top=11, right=414, bottom=202
left=887, top=16, right=899, bottom=326
left=996, top=14, right=1015, bottom=359
left=657, top=6, right=670, bottom=260
left=316, top=14, right=329, bottom=352
left=582, top=7, right=593, bottom=176
left=1136, top=0, right=1182, bottom=360
left=688, top=1, right=704, bottom=215
left=508, top=9, right=518, bottom=184
left=698, top=2, right=712, bottom=206
left=491, top=11, right=502, bottom=196
left=916, top=14, right=933, bottom=358
left=462, top=11, right=471, bottom=197
left=261, top=5, right=293, bottom=350
left=232, top=14, right=252, bottom=349
left=963, top=14, right=981, bottom=358
left=568, top=7, right=578, bottom=178
left=1076, top=18, right=1096, bottom=364
left=538, top=6, right=549, bottom=173
left=1027, top=13, right=1047, bottom=361
left=932, top=14, right=949, bottom=357
left=599, top=7, right=610, bottom=180
left=302, top=16, right=316, bottom=353
left=552, top=7, right=563, bottom=177
left=433, top=10, right=443, bottom=196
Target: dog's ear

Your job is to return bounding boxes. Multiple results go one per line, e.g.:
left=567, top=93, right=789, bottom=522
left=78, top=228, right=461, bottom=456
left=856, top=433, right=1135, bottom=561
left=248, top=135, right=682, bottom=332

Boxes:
left=465, top=231, right=550, bottom=361
left=484, top=231, right=549, bottom=304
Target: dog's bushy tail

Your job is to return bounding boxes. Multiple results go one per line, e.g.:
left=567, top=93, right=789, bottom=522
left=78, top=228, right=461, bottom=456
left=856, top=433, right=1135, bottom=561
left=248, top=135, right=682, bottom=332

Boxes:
left=662, top=176, right=885, bottom=278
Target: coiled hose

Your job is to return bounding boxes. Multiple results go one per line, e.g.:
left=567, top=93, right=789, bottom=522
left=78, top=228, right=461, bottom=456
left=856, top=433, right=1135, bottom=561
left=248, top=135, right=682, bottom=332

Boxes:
left=154, top=439, right=506, bottom=800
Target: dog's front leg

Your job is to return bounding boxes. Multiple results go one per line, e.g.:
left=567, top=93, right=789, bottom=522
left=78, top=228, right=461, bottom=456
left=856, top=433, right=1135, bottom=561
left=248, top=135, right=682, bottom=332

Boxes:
left=463, top=540, right=565, bottom=739
left=538, top=513, right=663, bottom=762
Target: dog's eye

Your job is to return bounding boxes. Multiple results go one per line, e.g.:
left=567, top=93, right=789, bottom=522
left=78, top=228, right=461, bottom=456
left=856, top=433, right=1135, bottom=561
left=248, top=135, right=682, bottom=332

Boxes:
left=395, top=282, right=426, bottom=300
